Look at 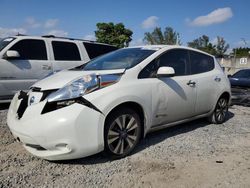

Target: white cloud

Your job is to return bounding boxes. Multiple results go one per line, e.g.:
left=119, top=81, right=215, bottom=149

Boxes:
left=0, top=27, right=27, bottom=38
left=83, top=34, right=96, bottom=41
left=47, top=30, right=68, bottom=37
left=44, top=19, right=58, bottom=28
left=0, top=17, right=66, bottom=38
left=141, top=16, right=159, bottom=29
left=25, top=17, right=59, bottom=29
left=25, top=17, right=41, bottom=28
left=188, top=7, right=233, bottom=27
left=129, top=38, right=145, bottom=46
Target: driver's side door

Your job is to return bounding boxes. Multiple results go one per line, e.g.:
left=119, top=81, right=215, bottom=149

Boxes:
left=139, top=49, right=197, bottom=127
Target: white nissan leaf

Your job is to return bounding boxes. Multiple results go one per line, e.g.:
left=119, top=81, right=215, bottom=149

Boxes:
left=7, top=45, right=231, bottom=160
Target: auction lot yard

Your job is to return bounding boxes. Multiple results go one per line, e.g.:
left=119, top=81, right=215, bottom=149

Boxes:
left=1, top=105, right=250, bottom=187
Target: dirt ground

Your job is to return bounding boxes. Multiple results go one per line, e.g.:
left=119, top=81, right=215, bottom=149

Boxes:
left=0, top=104, right=250, bottom=188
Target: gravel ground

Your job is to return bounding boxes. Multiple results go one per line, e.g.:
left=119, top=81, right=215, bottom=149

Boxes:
left=1, top=104, right=250, bottom=187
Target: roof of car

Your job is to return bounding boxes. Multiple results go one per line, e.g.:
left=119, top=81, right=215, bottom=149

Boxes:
left=128, top=45, right=214, bottom=57
left=11, top=34, right=117, bottom=47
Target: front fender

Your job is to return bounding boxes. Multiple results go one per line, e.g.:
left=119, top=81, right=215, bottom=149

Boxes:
left=84, top=81, right=154, bottom=135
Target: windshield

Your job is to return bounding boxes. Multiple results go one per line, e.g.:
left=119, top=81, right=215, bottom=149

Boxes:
left=0, top=37, right=15, bottom=52
left=232, top=69, right=250, bottom=78
left=83, top=48, right=155, bottom=70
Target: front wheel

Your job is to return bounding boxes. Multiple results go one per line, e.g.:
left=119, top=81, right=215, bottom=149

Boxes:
left=208, top=97, right=229, bottom=124
left=104, top=108, right=142, bottom=159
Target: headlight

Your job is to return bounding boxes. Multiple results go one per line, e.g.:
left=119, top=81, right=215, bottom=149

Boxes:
left=47, top=74, right=98, bottom=102
left=46, top=74, right=121, bottom=103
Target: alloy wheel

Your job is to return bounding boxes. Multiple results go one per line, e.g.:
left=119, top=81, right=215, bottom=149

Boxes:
left=107, top=114, right=139, bottom=155
left=215, top=98, right=228, bottom=122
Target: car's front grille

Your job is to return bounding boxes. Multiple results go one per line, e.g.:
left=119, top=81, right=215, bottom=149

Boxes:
left=16, top=89, right=58, bottom=119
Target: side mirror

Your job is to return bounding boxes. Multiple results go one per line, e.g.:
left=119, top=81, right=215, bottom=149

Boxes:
left=157, top=66, right=175, bottom=77
left=227, top=74, right=232, bottom=78
left=4, top=50, right=20, bottom=59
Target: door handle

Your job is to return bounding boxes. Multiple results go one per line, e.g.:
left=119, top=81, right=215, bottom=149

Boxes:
left=214, top=76, right=221, bottom=82
left=42, top=65, right=52, bottom=70
left=187, top=80, right=196, bottom=86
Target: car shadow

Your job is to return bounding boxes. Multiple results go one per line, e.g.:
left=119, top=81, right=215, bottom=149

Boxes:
left=135, top=110, right=234, bottom=153
left=0, top=103, right=10, bottom=110
left=57, top=110, right=234, bottom=165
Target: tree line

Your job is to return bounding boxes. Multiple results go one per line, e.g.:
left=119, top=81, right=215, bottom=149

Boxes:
left=94, top=22, right=249, bottom=58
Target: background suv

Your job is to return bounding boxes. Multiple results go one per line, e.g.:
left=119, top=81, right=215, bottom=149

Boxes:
left=0, top=35, right=117, bottom=102
left=7, top=45, right=231, bottom=160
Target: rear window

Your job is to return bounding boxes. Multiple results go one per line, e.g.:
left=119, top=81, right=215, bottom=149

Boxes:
left=83, top=42, right=118, bottom=59
left=190, top=51, right=214, bottom=74
left=52, top=41, right=81, bottom=61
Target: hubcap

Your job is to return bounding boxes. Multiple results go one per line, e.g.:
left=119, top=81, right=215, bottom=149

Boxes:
left=107, top=114, right=139, bottom=155
left=215, top=98, right=228, bottom=122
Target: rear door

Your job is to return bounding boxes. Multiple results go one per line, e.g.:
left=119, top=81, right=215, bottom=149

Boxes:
left=0, top=39, right=51, bottom=97
left=189, top=50, right=218, bottom=115
left=51, top=41, right=83, bottom=71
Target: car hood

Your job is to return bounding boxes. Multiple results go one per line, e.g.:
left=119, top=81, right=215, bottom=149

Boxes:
left=229, top=77, right=250, bottom=88
left=32, top=69, right=125, bottom=90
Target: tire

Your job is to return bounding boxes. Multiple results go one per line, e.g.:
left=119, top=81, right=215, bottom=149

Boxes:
left=208, top=97, right=229, bottom=124
left=104, top=108, right=142, bottom=159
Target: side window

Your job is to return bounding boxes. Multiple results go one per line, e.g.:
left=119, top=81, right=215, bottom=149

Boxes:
left=158, top=49, right=189, bottom=76
left=52, top=41, right=81, bottom=61
left=138, top=49, right=189, bottom=78
left=9, top=39, right=47, bottom=60
left=138, top=59, right=160, bottom=78
left=83, top=42, right=118, bottom=59
left=190, top=51, right=214, bottom=74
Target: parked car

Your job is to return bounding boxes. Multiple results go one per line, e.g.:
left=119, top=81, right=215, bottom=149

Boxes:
left=229, top=69, right=250, bottom=106
left=7, top=45, right=231, bottom=160
left=0, top=35, right=117, bottom=103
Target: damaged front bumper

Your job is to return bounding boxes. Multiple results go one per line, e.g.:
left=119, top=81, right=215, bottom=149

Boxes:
left=7, top=91, right=105, bottom=160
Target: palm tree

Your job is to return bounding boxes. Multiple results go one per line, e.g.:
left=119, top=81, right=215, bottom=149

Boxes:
left=144, top=27, right=181, bottom=45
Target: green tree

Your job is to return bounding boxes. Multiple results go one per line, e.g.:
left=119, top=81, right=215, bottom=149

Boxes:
left=95, top=22, right=133, bottom=48
left=232, top=47, right=250, bottom=58
left=188, top=35, right=209, bottom=49
left=215, top=36, right=229, bottom=58
left=187, top=35, right=216, bottom=55
left=144, top=27, right=181, bottom=45
left=188, top=35, right=229, bottom=57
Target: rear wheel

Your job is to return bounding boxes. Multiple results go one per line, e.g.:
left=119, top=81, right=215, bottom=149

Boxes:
left=208, top=97, right=228, bottom=124
left=104, top=108, right=141, bottom=158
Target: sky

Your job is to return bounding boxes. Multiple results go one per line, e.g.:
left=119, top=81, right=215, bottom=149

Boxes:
left=0, top=0, right=250, bottom=51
